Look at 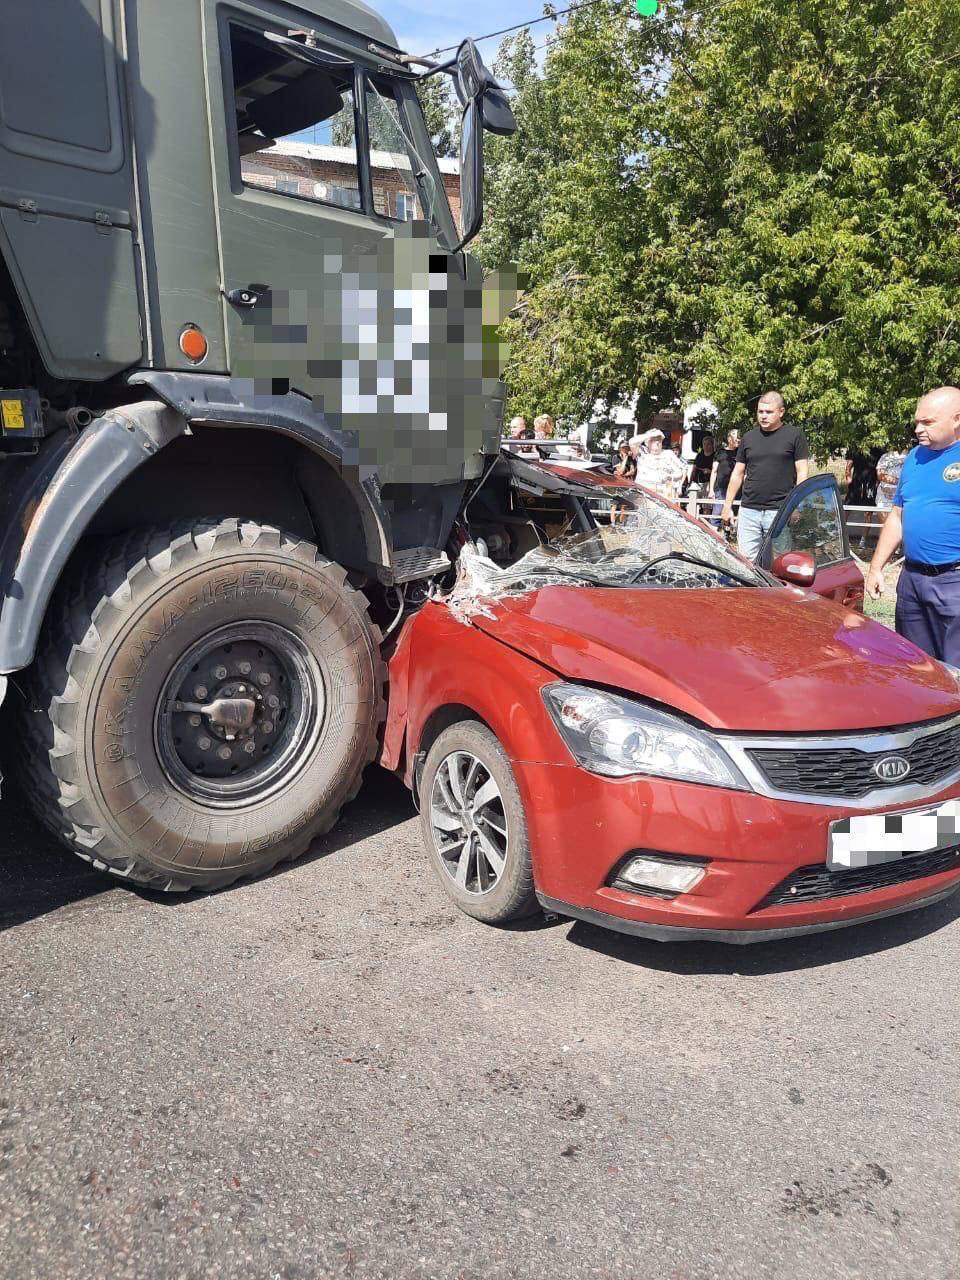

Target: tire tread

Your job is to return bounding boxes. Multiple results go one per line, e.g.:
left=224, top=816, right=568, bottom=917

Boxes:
left=17, top=519, right=385, bottom=892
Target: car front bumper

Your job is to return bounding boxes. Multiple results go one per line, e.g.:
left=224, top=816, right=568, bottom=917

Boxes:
left=514, top=762, right=960, bottom=943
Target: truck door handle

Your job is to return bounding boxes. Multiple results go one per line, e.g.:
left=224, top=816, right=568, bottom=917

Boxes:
left=225, top=284, right=269, bottom=308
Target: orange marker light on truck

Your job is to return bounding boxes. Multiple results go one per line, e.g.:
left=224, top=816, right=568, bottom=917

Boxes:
left=179, top=325, right=208, bottom=363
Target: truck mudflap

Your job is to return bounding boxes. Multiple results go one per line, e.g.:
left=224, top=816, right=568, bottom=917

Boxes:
left=0, top=402, right=186, bottom=674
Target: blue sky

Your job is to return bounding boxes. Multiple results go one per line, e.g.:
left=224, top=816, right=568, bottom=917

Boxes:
left=376, top=1, right=547, bottom=61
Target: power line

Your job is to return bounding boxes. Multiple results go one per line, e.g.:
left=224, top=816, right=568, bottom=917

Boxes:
left=419, top=0, right=611, bottom=59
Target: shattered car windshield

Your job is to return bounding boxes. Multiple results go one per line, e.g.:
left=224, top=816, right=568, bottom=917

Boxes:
left=447, top=491, right=768, bottom=621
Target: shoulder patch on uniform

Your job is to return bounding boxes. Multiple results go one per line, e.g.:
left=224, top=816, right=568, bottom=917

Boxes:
left=943, top=462, right=960, bottom=483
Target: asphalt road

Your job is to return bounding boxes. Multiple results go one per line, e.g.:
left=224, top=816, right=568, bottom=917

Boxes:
left=1, top=768, right=958, bottom=1280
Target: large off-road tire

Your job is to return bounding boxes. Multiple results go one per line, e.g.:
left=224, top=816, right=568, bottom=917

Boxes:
left=18, top=519, right=385, bottom=891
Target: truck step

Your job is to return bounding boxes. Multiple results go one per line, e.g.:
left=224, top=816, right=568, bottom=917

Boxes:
left=392, top=547, right=452, bottom=583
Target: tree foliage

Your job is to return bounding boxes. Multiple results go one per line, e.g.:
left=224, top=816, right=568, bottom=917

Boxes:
left=491, top=0, right=960, bottom=451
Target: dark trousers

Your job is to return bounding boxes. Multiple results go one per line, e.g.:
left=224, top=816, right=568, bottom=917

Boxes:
left=895, top=567, right=960, bottom=664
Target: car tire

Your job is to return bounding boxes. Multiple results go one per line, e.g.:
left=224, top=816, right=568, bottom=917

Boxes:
left=18, top=518, right=385, bottom=892
left=420, top=721, right=538, bottom=924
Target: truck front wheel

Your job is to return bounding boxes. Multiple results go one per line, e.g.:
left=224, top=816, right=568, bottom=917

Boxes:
left=19, top=519, right=385, bottom=891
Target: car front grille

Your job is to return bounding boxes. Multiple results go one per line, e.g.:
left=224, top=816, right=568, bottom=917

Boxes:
left=758, top=846, right=960, bottom=907
left=746, top=720, right=960, bottom=798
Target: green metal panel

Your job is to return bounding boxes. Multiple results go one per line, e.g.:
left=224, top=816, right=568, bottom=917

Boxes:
left=0, top=211, right=142, bottom=379
left=0, top=0, right=142, bottom=380
left=129, top=0, right=227, bottom=371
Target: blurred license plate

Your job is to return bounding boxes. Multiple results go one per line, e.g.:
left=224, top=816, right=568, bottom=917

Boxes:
left=828, top=799, right=960, bottom=870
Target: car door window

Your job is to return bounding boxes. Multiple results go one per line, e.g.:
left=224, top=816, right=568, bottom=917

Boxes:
left=229, top=24, right=362, bottom=214
left=771, top=485, right=845, bottom=565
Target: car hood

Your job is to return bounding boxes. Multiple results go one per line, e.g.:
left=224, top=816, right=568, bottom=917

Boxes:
left=470, top=586, right=960, bottom=732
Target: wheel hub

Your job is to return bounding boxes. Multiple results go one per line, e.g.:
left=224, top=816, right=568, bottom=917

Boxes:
left=155, top=624, right=323, bottom=805
left=429, top=751, right=508, bottom=896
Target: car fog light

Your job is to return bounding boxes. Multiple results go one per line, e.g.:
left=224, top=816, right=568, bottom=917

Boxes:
left=617, top=856, right=706, bottom=895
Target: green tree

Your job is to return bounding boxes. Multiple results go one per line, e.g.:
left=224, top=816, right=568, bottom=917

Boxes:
left=496, top=0, right=960, bottom=452
left=416, top=74, right=458, bottom=158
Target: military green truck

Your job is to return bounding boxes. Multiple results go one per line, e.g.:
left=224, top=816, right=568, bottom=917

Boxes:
left=0, top=0, right=517, bottom=889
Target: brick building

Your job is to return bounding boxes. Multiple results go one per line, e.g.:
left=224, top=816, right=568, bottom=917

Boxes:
left=242, top=140, right=462, bottom=227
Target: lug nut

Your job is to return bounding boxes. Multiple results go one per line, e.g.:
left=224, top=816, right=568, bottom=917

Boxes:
left=195, top=685, right=208, bottom=700
left=243, top=740, right=256, bottom=754
left=189, top=714, right=201, bottom=728
left=218, top=746, right=232, bottom=761
left=198, top=736, right=211, bottom=751
left=238, top=661, right=251, bottom=675
left=257, top=672, right=271, bottom=686
left=213, top=665, right=227, bottom=680
left=267, top=694, right=280, bottom=709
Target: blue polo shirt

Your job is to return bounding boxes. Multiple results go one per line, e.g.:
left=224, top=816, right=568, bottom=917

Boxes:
left=894, top=440, right=960, bottom=564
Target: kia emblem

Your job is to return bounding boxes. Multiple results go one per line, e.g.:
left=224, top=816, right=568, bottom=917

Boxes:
left=873, top=755, right=911, bottom=782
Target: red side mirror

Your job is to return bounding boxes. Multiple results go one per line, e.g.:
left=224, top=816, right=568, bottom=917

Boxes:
left=772, top=550, right=817, bottom=587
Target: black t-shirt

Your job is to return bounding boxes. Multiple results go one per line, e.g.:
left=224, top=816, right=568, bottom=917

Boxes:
left=691, top=450, right=714, bottom=487
left=737, top=425, right=810, bottom=510
left=714, top=447, right=738, bottom=495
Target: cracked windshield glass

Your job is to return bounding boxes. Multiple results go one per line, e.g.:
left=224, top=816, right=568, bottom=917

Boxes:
left=448, top=489, right=767, bottom=621
left=366, top=80, right=448, bottom=235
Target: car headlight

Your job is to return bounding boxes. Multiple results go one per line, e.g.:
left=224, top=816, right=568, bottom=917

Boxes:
left=542, top=682, right=750, bottom=789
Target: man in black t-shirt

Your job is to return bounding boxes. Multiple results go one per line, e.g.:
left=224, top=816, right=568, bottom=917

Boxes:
left=720, top=392, right=810, bottom=559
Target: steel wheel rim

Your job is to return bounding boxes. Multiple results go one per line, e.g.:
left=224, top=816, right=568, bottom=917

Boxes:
left=429, top=750, right=509, bottom=896
left=154, top=621, right=324, bottom=807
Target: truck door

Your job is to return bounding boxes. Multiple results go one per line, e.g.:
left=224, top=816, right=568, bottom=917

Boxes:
left=760, top=473, right=865, bottom=610
left=204, top=7, right=474, bottom=486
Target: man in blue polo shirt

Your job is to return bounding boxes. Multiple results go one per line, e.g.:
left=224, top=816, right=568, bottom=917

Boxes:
left=867, top=386, right=960, bottom=663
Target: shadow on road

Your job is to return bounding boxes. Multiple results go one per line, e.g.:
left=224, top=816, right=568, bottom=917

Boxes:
left=564, top=888, right=960, bottom=975
left=0, top=766, right=415, bottom=932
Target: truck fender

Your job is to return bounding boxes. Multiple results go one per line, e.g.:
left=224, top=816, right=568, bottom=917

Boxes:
left=129, top=371, right=392, bottom=572
left=0, top=401, right=187, bottom=674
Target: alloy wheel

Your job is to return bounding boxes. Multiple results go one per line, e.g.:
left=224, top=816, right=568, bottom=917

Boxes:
left=429, top=750, right=509, bottom=895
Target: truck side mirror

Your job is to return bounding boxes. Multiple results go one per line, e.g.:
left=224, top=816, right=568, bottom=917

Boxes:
left=451, top=38, right=516, bottom=252
left=457, top=100, right=483, bottom=249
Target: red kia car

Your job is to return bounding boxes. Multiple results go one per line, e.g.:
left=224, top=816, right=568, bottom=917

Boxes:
left=381, top=455, right=960, bottom=943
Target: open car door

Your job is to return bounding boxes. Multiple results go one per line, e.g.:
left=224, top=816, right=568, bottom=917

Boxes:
left=759, top=474, right=864, bottom=611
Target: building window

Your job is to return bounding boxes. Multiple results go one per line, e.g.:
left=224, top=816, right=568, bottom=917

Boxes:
left=396, top=191, right=416, bottom=221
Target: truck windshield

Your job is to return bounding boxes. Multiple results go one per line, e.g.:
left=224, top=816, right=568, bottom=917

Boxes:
left=365, top=79, right=452, bottom=238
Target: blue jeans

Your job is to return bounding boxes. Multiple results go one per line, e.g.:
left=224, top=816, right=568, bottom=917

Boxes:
left=896, top=567, right=960, bottom=664
left=737, top=507, right=777, bottom=561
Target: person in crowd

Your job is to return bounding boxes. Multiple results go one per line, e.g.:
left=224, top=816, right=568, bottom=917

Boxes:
left=867, top=387, right=960, bottom=663
left=532, top=412, right=586, bottom=459
left=708, top=430, right=740, bottom=525
left=611, top=440, right=637, bottom=525
left=875, top=440, right=910, bottom=512
left=720, top=391, right=810, bottom=559
left=634, top=428, right=688, bottom=503
left=503, top=415, right=537, bottom=456
left=687, top=434, right=715, bottom=508
left=845, top=446, right=882, bottom=548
